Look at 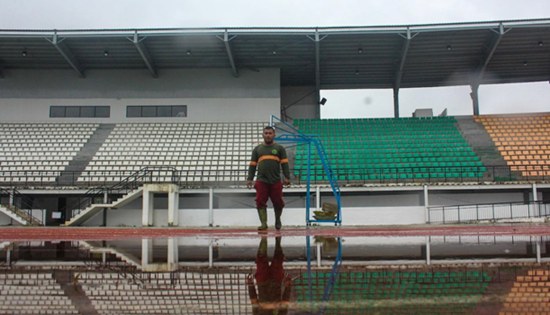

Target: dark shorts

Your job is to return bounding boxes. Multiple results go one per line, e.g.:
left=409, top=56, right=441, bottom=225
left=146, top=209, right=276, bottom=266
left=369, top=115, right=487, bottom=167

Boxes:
left=254, top=180, right=285, bottom=209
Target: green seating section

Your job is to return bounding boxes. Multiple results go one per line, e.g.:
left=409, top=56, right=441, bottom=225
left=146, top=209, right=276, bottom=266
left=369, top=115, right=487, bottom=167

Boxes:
left=293, top=117, right=486, bottom=182
left=294, top=270, right=490, bottom=314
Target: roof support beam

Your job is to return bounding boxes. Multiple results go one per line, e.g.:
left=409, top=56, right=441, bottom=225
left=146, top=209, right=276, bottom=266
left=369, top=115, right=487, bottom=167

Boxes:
left=48, top=32, right=84, bottom=77
left=475, top=23, right=506, bottom=84
left=395, top=27, right=412, bottom=91
left=221, top=30, right=239, bottom=78
left=471, top=23, right=507, bottom=115
left=306, top=30, right=327, bottom=119
left=314, top=29, right=321, bottom=119
left=131, top=32, right=158, bottom=78
left=393, top=27, right=414, bottom=118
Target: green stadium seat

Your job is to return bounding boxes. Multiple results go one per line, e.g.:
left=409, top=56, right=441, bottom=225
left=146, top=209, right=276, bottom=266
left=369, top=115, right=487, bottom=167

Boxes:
left=293, top=117, right=487, bottom=183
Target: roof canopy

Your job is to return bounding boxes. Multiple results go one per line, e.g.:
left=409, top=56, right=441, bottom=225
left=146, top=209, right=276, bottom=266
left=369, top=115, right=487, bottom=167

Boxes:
left=1, top=18, right=549, bottom=90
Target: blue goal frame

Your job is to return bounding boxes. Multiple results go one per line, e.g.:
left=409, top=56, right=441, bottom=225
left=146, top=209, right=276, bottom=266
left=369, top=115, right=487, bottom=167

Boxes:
left=270, top=116, right=342, bottom=226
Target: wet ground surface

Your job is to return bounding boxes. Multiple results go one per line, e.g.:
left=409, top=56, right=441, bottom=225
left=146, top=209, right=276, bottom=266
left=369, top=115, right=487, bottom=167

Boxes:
left=1, top=223, right=550, bottom=240
left=1, top=224, right=550, bottom=314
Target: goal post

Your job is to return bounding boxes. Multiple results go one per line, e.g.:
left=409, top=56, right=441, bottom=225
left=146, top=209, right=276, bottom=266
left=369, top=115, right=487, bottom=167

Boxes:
left=269, top=115, right=342, bottom=226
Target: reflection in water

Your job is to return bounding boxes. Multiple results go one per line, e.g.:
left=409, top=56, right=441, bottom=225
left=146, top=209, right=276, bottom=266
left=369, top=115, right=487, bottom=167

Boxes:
left=0, top=235, right=549, bottom=314
left=247, top=236, right=292, bottom=315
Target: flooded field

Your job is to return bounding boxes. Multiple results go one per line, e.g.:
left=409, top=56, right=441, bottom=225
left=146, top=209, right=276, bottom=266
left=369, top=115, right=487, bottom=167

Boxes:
left=1, top=229, right=549, bottom=314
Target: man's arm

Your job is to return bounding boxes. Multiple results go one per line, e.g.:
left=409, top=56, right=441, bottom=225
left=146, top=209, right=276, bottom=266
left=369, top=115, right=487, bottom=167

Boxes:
left=279, top=146, right=291, bottom=186
left=247, top=147, right=258, bottom=188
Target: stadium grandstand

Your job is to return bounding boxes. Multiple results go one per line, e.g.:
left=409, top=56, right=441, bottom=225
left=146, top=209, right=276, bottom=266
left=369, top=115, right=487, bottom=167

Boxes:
left=1, top=18, right=550, bottom=227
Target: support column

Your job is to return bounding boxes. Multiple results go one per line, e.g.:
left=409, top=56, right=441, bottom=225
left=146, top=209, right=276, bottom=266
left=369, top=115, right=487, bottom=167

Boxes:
left=167, top=185, right=179, bottom=226
left=208, top=240, right=214, bottom=268
left=209, top=187, right=214, bottom=227
left=316, top=242, right=322, bottom=267
left=103, top=191, right=109, bottom=226
left=470, top=83, right=480, bottom=116
left=393, top=88, right=400, bottom=118
left=423, top=185, right=429, bottom=223
left=536, top=240, right=541, bottom=263
left=9, top=189, right=14, bottom=206
left=314, top=29, right=321, bottom=119
left=425, top=236, right=431, bottom=265
left=532, top=183, right=539, bottom=217
left=142, top=187, right=154, bottom=226
left=143, top=184, right=180, bottom=227
left=142, top=238, right=153, bottom=265
left=316, top=186, right=320, bottom=209
left=167, top=237, right=179, bottom=269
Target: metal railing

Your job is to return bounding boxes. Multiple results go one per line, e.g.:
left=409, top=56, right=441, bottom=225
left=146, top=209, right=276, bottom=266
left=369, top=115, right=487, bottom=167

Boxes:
left=428, top=200, right=550, bottom=224
left=70, top=166, right=178, bottom=216
left=0, top=165, right=547, bottom=189
left=293, top=165, right=527, bottom=184
left=0, top=187, right=42, bottom=225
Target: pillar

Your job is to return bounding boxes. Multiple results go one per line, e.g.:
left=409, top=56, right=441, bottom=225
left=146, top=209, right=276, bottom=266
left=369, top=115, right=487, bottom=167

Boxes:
left=393, top=88, right=400, bottom=118
left=102, top=191, right=109, bottom=226
left=167, top=237, right=179, bottom=269
left=167, top=184, right=179, bottom=226
left=208, top=187, right=214, bottom=227
left=142, top=187, right=154, bottom=226
left=423, top=185, right=429, bottom=223
left=470, top=83, right=480, bottom=116
left=142, top=238, right=153, bottom=265
left=425, top=236, right=431, bottom=265
left=532, top=183, right=539, bottom=217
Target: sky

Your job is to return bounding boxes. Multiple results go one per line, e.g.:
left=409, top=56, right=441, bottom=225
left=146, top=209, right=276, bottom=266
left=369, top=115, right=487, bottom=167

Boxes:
left=1, top=0, right=549, bottom=118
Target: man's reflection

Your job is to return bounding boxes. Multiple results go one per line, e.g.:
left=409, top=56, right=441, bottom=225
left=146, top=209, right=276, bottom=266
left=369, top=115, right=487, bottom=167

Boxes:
left=247, top=236, right=292, bottom=315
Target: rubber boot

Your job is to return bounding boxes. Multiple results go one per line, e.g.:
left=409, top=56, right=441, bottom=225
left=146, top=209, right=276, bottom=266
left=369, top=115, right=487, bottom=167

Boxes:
left=257, top=208, right=268, bottom=230
left=258, top=236, right=268, bottom=256
left=274, top=207, right=283, bottom=230
left=274, top=236, right=283, bottom=257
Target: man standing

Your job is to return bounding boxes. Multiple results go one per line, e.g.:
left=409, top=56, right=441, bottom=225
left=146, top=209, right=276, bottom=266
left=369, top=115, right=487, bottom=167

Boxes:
left=247, top=126, right=290, bottom=230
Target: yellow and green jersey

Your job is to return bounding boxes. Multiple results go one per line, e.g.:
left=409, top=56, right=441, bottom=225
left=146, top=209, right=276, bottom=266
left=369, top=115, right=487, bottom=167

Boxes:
left=247, top=143, right=290, bottom=184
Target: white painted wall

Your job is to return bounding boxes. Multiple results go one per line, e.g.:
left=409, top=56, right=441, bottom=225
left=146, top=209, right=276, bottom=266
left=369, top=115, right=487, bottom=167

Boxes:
left=0, top=209, right=46, bottom=226
left=428, top=191, right=525, bottom=206
left=229, top=206, right=426, bottom=227
left=0, top=215, right=11, bottom=225
left=0, top=68, right=280, bottom=123
left=280, top=86, right=319, bottom=120
left=84, top=206, right=426, bottom=227
left=7, top=185, right=543, bottom=227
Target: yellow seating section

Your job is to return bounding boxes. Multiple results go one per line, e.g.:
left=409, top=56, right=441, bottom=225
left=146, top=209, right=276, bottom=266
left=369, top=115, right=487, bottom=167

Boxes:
left=499, top=269, right=550, bottom=315
left=475, top=113, right=550, bottom=178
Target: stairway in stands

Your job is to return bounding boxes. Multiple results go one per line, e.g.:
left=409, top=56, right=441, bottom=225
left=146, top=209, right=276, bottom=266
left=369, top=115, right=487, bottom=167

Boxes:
left=455, top=116, right=509, bottom=180
left=57, top=124, right=115, bottom=185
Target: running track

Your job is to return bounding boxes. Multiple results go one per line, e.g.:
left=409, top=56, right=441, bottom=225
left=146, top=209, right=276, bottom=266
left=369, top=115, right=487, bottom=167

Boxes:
left=1, top=224, right=550, bottom=241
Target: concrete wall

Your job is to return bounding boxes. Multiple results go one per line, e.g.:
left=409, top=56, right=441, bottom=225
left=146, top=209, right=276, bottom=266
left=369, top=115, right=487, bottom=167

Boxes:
left=78, top=189, right=427, bottom=227
left=76, top=189, right=428, bottom=227
left=3, top=185, right=544, bottom=227
left=428, top=190, right=526, bottom=206
left=0, top=68, right=280, bottom=123
left=82, top=206, right=426, bottom=227
left=0, top=215, right=10, bottom=225
left=280, top=86, right=319, bottom=121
